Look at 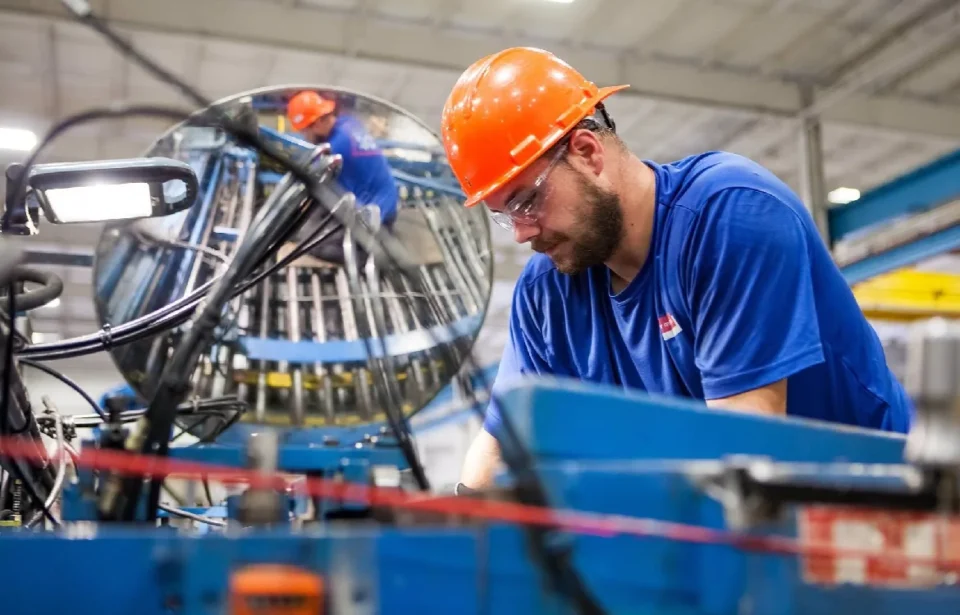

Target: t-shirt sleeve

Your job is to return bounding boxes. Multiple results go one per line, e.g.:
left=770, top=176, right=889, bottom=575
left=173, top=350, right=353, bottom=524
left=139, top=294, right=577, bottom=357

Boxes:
left=684, top=188, right=825, bottom=400
left=483, top=280, right=552, bottom=440
left=326, top=128, right=351, bottom=160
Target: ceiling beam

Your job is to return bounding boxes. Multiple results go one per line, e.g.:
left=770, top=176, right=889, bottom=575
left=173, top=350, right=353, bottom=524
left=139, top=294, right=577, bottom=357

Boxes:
left=428, top=0, right=466, bottom=33
left=341, top=0, right=376, bottom=59
left=1, top=0, right=960, bottom=138
left=822, top=0, right=957, bottom=85
left=798, top=1, right=960, bottom=121
left=561, top=0, right=615, bottom=48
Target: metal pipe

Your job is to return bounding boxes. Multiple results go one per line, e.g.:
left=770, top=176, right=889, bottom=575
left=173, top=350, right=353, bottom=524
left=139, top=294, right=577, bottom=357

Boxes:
left=383, top=276, right=427, bottom=404
left=285, top=264, right=306, bottom=426
left=42, top=404, right=66, bottom=517
left=309, top=272, right=335, bottom=423
left=181, top=156, right=225, bottom=294
left=444, top=196, right=489, bottom=286
left=24, top=398, right=67, bottom=529
left=413, top=193, right=479, bottom=314
left=228, top=157, right=259, bottom=403
left=797, top=85, right=830, bottom=245
left=255, top=276, right=272, bottom=422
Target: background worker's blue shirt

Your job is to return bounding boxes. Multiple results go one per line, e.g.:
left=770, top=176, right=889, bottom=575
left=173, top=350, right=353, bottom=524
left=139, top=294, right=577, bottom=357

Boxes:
left=485, top=151, right=914, bottom=440
left=326, top=115, right=399, bottom=225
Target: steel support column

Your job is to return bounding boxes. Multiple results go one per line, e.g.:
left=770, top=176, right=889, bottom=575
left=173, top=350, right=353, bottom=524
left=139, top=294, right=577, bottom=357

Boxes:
left=797, top=86, right=830, bottom=245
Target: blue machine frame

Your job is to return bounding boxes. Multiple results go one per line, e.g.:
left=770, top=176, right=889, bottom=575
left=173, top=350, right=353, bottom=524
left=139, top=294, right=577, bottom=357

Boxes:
left=3, top=379, right=956, bottom=615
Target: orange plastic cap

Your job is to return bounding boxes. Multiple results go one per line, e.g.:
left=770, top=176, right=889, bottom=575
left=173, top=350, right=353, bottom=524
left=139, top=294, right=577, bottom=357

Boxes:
left=287, top=91, right=336, bottom=132
left=440, top=47, right=628, bottom=207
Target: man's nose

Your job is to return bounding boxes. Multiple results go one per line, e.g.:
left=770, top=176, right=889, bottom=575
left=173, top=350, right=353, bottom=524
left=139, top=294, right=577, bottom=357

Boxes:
left=512, top=219, right=539, bottom=244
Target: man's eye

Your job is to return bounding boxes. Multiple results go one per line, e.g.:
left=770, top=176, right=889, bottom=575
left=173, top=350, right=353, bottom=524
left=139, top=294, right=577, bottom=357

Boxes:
left=513, top=193, right=537, bottom=213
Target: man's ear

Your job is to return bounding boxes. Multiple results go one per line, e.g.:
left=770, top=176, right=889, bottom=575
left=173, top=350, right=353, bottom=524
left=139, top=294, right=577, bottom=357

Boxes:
left=567, top=129, right=604, bottom=176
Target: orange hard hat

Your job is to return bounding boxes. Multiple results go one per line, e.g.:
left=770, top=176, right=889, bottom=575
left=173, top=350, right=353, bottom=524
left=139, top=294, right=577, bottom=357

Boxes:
left=287, top=91, right=336, bottom=131
left=440, top=47, right=628, bottom=208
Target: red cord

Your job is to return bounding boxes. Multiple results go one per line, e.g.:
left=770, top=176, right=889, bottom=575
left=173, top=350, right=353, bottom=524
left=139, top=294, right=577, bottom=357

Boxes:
left=3, top=434, right=959, bottom=574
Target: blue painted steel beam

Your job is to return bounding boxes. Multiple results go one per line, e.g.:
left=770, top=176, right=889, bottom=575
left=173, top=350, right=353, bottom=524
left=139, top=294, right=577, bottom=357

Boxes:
left=171, top=443, right=403, bottom=471
left=499, top=379, right=906, bottom=463
left=259, top=166, right=463, bottom=197
left=22, top=249, right=93, bottom=267
left=259, top=170, right=284, bottom=185
left=840, top=224, right=960, bottom=284
left=828, top=146, right=960, bottom=244
left=391, top=169, right=464, bottom=197
left=238, top=314, right=483, bottom=364
left=257, top=124, right=315, bottom=153
left=210, top=225, right=239, bottom=243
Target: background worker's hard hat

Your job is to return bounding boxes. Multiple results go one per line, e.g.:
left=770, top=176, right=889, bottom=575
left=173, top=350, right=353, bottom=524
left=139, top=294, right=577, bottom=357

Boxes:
left=440, top=47, right=629, bottom=208
left=287, top=91, right=337, bottom=132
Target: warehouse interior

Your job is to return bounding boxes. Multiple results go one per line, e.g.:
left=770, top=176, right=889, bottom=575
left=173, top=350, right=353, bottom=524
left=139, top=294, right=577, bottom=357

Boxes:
left=1, top=0, right=960, bottom=612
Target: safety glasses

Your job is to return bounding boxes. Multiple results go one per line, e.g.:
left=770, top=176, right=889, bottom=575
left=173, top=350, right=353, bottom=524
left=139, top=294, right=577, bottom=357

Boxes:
left=488, top=144, right=567, bottom=232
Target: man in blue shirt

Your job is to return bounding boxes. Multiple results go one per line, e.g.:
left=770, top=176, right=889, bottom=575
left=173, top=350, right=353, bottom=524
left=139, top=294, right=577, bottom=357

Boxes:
left=440, top=47, right=914, bottom=490
left=287, top=91, right=399, bottom=264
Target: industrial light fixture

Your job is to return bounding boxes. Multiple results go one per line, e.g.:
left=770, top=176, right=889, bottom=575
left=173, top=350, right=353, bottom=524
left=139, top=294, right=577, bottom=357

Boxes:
left=828, top=187, right=861, bottom=205
left=0, top=127, right=37, bottom=152
left=43, top=183, right=154, bottom=223
left=39, top=297, right=60, bottom=309
left=25, top=157, right=200, bottom=225
left=31, top=331, right=61, bottom=343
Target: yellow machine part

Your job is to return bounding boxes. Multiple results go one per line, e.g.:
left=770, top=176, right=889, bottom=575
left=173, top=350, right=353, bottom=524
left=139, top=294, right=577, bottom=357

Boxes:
left=854, top=268, right=960, bottom=321
left=229, top=370, right=417, bottom=426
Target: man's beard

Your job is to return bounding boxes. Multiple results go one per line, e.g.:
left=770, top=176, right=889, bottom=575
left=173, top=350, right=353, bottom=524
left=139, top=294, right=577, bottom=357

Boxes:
left=531, top=176, right=624, bottom=275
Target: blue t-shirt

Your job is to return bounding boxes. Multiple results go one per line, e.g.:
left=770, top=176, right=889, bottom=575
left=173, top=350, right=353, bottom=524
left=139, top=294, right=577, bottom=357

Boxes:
left=485, top=151, right=914, bottom=440
left=327, top=115, right=399, bottom=226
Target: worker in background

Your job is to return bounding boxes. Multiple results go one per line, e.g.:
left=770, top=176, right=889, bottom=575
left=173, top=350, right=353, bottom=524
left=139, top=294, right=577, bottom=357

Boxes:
left=286, top=90, right=399, bottom=264
left=441, top=47, right=915, bottom=492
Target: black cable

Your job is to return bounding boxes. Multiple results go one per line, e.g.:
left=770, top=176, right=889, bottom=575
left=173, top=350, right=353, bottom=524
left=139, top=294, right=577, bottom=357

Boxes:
left=18, top=359, right=106, bottom=420
left=127, top=164, right=333, bottom=521
left=0, top=310, right=31, bottom=350
left=55, top=396, right=245, bottom=429
left=0, top=284, right=57, bottom=527
left=0, top=266, right=63, bottom=311
left=202, top=480, right=214, bottom=507
left=1, top=282, right=16, bottom=434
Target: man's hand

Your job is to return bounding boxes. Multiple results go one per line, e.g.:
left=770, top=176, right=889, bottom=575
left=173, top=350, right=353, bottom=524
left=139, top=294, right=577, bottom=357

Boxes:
left=459, top=429, right=503, bottom=490
left=706, top=378, right=787, bottom=416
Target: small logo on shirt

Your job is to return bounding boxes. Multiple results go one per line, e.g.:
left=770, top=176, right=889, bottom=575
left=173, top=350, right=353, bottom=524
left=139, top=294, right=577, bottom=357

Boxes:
left=658, top=314, right=683, bottom=341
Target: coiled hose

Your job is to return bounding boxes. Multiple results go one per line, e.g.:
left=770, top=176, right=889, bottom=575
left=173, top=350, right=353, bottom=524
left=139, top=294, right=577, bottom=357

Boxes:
left=0, top=266, right=63, bottom=311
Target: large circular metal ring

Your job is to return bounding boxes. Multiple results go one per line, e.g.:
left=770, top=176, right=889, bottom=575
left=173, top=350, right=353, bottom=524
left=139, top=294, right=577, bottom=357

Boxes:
left=92, top=85, right=493, bottom=434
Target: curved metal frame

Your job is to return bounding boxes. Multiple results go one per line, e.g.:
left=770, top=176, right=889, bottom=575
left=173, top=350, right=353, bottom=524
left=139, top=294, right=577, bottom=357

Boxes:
left=89, top=85, right=494, bottom=430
